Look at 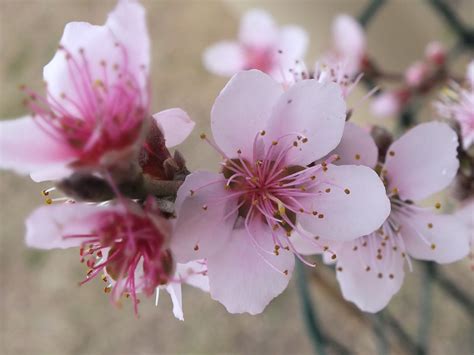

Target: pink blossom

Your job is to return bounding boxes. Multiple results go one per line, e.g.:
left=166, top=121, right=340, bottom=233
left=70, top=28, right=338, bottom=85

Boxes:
left=326, top=14, right=367, bottom=77
left=405, top=61, right=429, bottom=88
left=294, top=122, right=470, bottom=312
left=425, top=41, right=446, bottom=66
left=371, top=90, right=409, bottom=118
left=171, top=70, right=390, bottom=314
left=203, top=9, right=308, bottom=82
left=0, top=0, right=194, bottom=182
left=26, top=198, right=207, bottom=319
left=436, top=61, right=474, bottom=149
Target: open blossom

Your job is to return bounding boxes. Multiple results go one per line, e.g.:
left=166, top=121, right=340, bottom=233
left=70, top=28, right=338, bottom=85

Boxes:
left=203, top=9, right=308, bottom=82
left=294, top=122, right=470, bottom=312
left=0, top=0, right=194, bottom=183
left=436, top=61, right=474, bottom=149
left=26, top=198, right=208, bottom=319
left=324, top=14, right=367, bottom=77
left=171, top=70, right=390, bottom=314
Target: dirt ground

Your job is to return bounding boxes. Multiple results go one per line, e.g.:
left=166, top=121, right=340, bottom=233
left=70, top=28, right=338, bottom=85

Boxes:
left=0, top=1, right=473, bottom=354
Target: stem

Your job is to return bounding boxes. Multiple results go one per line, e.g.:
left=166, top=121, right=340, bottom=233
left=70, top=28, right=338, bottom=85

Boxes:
left=358, top=0, right=387, bottom=28
left=296, top=262, right=327, bottom=355
left=427, top=0, right=474, bottom=47
left=372, top=312, right=389, bottom=355
left=417, top=262, right=435, bottom=355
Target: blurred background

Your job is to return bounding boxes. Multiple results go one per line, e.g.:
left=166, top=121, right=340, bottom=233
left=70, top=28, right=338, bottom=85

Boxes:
left=0, top=0, right=473, bottom=354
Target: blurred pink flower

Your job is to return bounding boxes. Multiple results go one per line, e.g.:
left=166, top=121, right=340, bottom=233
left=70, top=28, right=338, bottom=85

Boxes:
left=171, top=70, right=390, bottom=314
left=203, top=9, right=308, bottom=82
left=26, top=198, right=207, bottom=319
left=326, top=14, right=367, bottom=77
left=425, top=41, right=446, bottom=66
left=436, top=61, right=474, bottom=149
left=371, top=90, right=410, bottom=118
left=455, top=199, right=474, bottom=270
left=405, top=61, right=429, bottom=88
left=0, top=0, right=194, bottom=182
left=294, top=122, right=469, bottom=312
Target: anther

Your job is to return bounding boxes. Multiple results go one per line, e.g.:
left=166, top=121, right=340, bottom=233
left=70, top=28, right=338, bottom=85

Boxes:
left=389, top=274, right=394, bottom=279
left=190, top=190, right=195, bottom=196
left=389, top=151, right=395, bottom=156
left=260, top=130, right=266, bottom=136
left=435, top=202, right=441, bottom=209
left=344, top=188, right=351, bottom=194
left=194, top=244, right=199, bottom=251
left=318, top=213, right=324, bottom=219
left=283, top=270, right=289, bottom=275
left=199, top=133, right=207, bottom=139
left=325, top=188, right=331, bottom=193
left=202, top=205, right=208, bottom=211
left=302, top=138, right=308, bottom=143
left=427, top=223, right=433, bottom=229
left=337, top=267, right=343, bottom=272
left=430, top=243, right=436, bottom=250
left=355, top=154, right=361, bottom=160
left=378, top=273, right=383, bottom=278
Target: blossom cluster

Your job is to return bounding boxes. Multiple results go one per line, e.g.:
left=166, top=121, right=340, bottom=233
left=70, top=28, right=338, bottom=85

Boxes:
left=0, top=1, right=472, bottom=318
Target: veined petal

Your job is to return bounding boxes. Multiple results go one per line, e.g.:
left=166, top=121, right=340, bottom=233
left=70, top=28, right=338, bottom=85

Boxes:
left=336, top=239, right=405, bottom=313
left=384, top=122, right=459, bottom=201
left=211, top=70, right=283, bottom=160
left=203, top=41, right=245, bottom=77
left=328, top=122, right=378, bottom=168
left=25, top=203, right=100, bottom=249
left=266, top=80, right=346, bottom=165
left=299, top=165, right=390, bottom=241
left=397, top=212, right=470, bottom=264
left=239, top=9, right=278, bottom=48
left=207, top=221, right=294, bottom=315
left=0, top=116, right=76, bottom=175
left=175, top=261, right=209, bottom=292
left=153, top=108, right=195, bottom=148
left=171, top=171, right=239, bottom=262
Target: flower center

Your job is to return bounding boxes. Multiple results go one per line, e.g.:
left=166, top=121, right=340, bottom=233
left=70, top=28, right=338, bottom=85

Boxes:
left=22, top=43, right=149, bottom=165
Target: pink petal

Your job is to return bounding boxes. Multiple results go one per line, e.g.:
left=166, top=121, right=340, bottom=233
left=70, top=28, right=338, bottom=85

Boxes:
left=211, top=70, right=283, bottom=159
left=171, top=171, right=239, bottom=262
left=30, top=164, right=73, bottom=183
left=266, top=80, right=346, bottom=165
left=165, top=283, right=184, bottom=321
left=203, top=41, right=245, bottom=77
left=332, top=14, right=366, bottom=74
left=467, top=60, right=474, bottom=87
left=328, top=122, right=378, bottom=168
left=175, top=261, right=209, bottom=292
left=384, top=122, right=459, bottom=201
left=299, top=165, right=390, bottom=241
left=274, top=26, right=309, bottom=80
left=239, top=9, right=278, bottom=48
left=105, top=0, right=150, bottom=79
left=0, top=116, right=76, bottom=175
left=44, top=0, right=149, bottom=111
left=397, top=212, right=470, bottom=264
left=153, top=108, right=195, bottom=148
left=336, top=240, right=405, bottom=312
left=25, top=203, right=100, bottom=249
left=207, top=221, right=294, bottom=315
left=371, top=92, right=402, bottom=118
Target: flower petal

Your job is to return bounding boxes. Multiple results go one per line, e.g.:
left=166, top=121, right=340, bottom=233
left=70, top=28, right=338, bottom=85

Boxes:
left=165, top=283, right=184, bottom=321
left=299, top=165, right=390, bottom=241
left=207, top=221, right=294, bottom=314
left=153, top=108, right=195, bottom=148
left=384, top=122, right=459, bottom=201
left=266, top=80, right=346, bottom=165
left=329, top=122, right=378, bottom=168
left=175, top=261, right=209, bottom=292
left=336, top=239, right=405, bottom=313
left=171, top=171, right=239, bottom=262
left=44, top=0, right=149, bottom=111
left=211, top=70, right=283, bottom=159
left=239, top=9, right=278, bottom=48
left=25, top=203, right=100, bottom=249
left=0, top=116, right=76, bottom=175
left=203, top=41, right=245, bottom=77
left=397, top=212, right=470, bottom=264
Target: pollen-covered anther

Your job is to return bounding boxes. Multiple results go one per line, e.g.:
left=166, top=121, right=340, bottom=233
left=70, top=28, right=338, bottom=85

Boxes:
left=435, top=202, right=441, bottom=209
left=45, top=198, right=53, bottom=205
left=283, top=269, right=289, bottom=275
left=194, top=244, right=199, bottom=251
left=331, top=254, right=337, bottom=260
left=293, top=141, right=298, bottom=147
left=199, top=133, right=207, bottom=140
left=302, top=137, right=308, bottom=143
left=202, top=205, right=208, bottom=211
left=272, top=140, right=278, bottom=145
left=392, top=187, right=399, bottom=194
left=430, top=243, right=436, bottom=250
left=260, top=130, right=266, bottom=136
left=299, top=208, right=305, bottom=213
left=344, top=188, right=351, bottom=195
left=318, top=213, right=324, bottom=219
left=389, top=150, right=395, bottom=156
left=325, top=188, right=331, bottom=193
left=337, top=267, right=343, bottom=272
left=427, top=223, right=433, bottom=229
left=312, top=211, right=318, bottom=216
left=389, top=274, right=394, bottom=279
left=355, top=153, right=361, bottom=160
